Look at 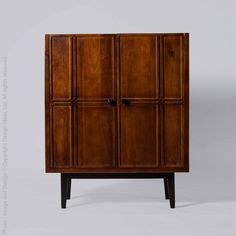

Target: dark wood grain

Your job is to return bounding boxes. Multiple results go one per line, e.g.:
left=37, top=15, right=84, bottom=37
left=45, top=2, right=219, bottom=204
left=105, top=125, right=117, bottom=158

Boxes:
left=52, top=105, right=72, bottom=168
left=120, top=35, right=158, bottom=99
left=47, top=166, right=187, bottom=173
left=51, top=36, right=72, bottom=100
left=120, top=103, right=158, bottom=167
left=45, top=33, right=189, bottom=174
left=76, top=36, right=116, bottom=100
left=45, top=35, right=50, bottom=171
left=163, top=35, right=183, bottom=99
left=184, top=33, right=190, bottom=172
left=163, top=104, right=184, bottom=167
left=76, top=103, right=116, bottom=168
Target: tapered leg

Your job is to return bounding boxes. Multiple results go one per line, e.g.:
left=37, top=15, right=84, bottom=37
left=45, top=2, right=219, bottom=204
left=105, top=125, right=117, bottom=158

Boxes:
left=61, top=174, right=67, bottom=208
left=167, top=173, right=175, bottom=208
left=66, top=178, right=71, bottom=200
left=164, top=177, right=169, bottom=200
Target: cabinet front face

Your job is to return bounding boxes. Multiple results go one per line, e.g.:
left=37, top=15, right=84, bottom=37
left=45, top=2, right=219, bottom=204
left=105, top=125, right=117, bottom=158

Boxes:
left=163, top=35, right=184, bottom=99
left=51, top=36, right=72, bottom=100
left=120, top=103, right=159, bottom=167
left=162, top=34, right=188, bottom=168
left=45, top=33, right=189, bottom=173
left=76, top=36, right=116, bottom=100
left=46, top=35, right=117, bottom=171
left=120, top=35, right=159, bottom=99
left=163, top=104, right=184, bottom=167
left=119, top=35, right=160, bottom=168
left=51, top=105, right=73, bottom=168
left=76, top=104, right=117, bottom=168
left=75, top=36, right=117, bottom=168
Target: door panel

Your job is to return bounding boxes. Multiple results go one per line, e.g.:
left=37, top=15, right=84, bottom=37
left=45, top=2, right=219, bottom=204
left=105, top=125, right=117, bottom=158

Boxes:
left=163, top=35, right=183, bottom=99
left=51, top=36, right=72, bottom=100
left=120, top=36, right=158, bottom=99
left=163, top=104, right=184, bottom=167
left=76, top=103, right=116, bottom=167
left=120, top=103, right=158, bottom=167
left=76, top=36, right=116, bottom=100
left=52, top=105, right=72, bottom=168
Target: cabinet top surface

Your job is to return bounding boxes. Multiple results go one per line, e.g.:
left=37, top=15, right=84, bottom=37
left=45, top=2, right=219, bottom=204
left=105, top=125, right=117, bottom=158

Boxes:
left=45, top=33, right=189, bottom=37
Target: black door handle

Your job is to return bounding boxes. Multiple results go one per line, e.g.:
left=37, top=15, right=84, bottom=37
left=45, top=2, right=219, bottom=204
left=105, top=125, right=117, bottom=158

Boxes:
left=106, top=99, right=116, bottom=106
left=121, top=99, right=131, bottom=106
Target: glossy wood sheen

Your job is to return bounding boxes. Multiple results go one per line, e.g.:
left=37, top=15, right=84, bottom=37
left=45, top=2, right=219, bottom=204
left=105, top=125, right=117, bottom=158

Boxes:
left=163, top=35, right=183, bottom=99
left=120, top=103, right=158, bottom=167
left=119, top=35, right=160, bottom=169
left=120, top=36, right=158, bottom=98
left=164, top=104, right=184, bottom=166
left=51, top=36, right=72, bottom=100
left=77, top=36, right=116, bottom=100
left=45, top=33, right=189, bottom=174
left=52, top=105, right=72, bottom=168
left=76, top=103, right=116, bottom=167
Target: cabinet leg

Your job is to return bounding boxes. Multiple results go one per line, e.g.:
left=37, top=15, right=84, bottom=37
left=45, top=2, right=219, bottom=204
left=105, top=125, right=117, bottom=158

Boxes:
left=167, top=173, right=175, bottom=208
left=59, top=173, right=175, bottom=209
left=61, top=174, right=67, bottom=208
left=163, top=177, right=169, bottom=200
left=66, top=178, right=71, bottom=200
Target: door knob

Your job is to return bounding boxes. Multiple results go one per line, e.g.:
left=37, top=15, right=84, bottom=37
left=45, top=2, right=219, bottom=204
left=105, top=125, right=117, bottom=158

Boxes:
left=121, top=99, right=131, bottom=106
left=106, top=99, right=116, bottom=106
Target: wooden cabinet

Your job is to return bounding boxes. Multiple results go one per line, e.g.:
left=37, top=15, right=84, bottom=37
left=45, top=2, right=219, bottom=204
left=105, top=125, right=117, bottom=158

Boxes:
left=45, top=33, right=189, bottom=208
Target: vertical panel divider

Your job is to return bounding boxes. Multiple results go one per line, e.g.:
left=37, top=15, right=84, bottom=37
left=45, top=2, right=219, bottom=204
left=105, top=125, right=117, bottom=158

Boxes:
left=184, top=33, right=189, bottom=170
left=156, top=35, right=160, bottom=167
left=72, top=36, right=78, bottom=167
left=159, top=35, right=165, bottom=166
left=45, top=35, right=50, bottom=170
left=71, top=36, right=74, bottom=168
left=116, top=34, right=121, bottom=168
left=48, top=36, right=54, bottom=168
left=49, top=36, right=53, bottom=101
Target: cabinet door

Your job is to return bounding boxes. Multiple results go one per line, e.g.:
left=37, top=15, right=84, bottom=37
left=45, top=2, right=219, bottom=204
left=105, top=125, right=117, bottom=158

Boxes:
left=120, top=35, right=158, bottom=99
left=46, top=35, right=73, bottom=171
left=51, top=36, right=72, bottom=100
left=163, top=104, right=184, bottom=167
left=162, top=34, right=188, bottom=168
left=120, top=103, right=159, bottom=167
left=75, top=35, right=117, bottom=168
left=119, top=35, right=160, bottom=167
left=76, top=103, right=117, bottom=168
left=76, top=36, right=116, bottom=100
left=163, top=35, right=184, bottom=99
left=51, top=105, right=73, bottom=168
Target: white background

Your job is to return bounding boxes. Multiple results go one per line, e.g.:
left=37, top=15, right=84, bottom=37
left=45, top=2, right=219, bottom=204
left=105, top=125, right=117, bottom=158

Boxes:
left=0, top=0, right=236, bottom=235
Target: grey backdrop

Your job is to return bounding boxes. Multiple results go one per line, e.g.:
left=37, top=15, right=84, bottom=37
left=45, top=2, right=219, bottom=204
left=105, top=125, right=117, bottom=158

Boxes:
left=0, top=0, right=236, bottom=235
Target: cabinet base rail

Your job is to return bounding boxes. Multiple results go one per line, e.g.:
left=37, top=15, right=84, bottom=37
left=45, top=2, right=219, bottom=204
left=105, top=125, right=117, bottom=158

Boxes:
left=60, top=172, right=175, bottom=209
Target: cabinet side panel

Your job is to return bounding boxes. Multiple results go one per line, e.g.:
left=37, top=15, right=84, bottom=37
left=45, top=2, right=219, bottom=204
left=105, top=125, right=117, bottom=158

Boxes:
left=51, top=36, right=72, bottom=100
left=45, top=35, right=50, bottom=170
left=163, top=104, right=184, bottom=167
left=184, top=33, right=189, bottom=171
left=163, top=35, right=183, bottom=99
left=52, top=105, right=72, bottom=168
